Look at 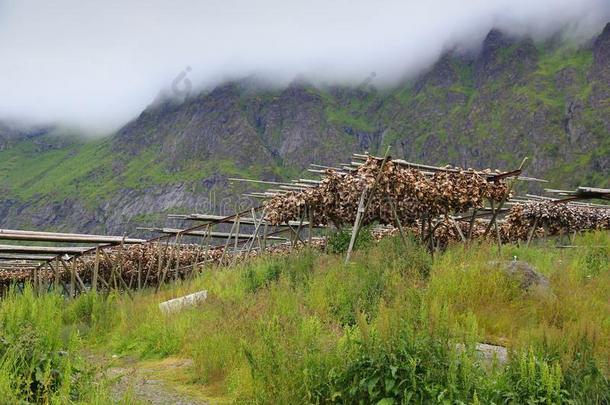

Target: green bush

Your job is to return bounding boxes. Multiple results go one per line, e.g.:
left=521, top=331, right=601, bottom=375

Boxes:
left=499, top=350, right=568, bottom=403
left=242, top=258, right=284, bottom=293
left=0, top=287, right=92, bottom=402
left=326, top=226, right=373, bottom=254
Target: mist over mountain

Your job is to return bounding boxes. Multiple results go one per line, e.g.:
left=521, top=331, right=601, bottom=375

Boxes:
left=1, top=0, right=610, bottom=130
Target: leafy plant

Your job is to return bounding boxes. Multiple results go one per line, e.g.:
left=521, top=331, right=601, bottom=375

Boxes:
left=326, top=226, right=373, bottom=254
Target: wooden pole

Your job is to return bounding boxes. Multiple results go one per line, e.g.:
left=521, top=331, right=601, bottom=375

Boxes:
left=32, top=267, right=38, bottom=296
left=69, top=258, right=77, bottom=298
left=73, top=257, right=87, bottom=293
left=387, top=198, right=409, bottom=248
left=345, top=190, right=367, bottom=265
left=291, top=211, right=305, bottom=251
left=262, top=222, right=269, bottom=251
left=308, top=206, right=314, bottom=245
left=220, top=220, right=237, bottom=266
left=54, top=257, right=60, bottom=290
left=526, top=215, right=541, bottom=247
left=174, top=233, right=182, bottom=281
left=137, top=255, right=142, bottom=290
left=92, top=246, right=100, bottom=293
left=234, top=216, right=240, bottom=253
left=467, top=209, right=478, bottom=241
left=246, top=208, right=266, bottom=254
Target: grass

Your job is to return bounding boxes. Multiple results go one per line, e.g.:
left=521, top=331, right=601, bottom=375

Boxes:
left=0, top=135, right=273, bottom=209
left=0, top=232, right=609, bottom=403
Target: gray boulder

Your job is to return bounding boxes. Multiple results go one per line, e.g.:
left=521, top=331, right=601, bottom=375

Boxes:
left=493, top=260, right=551, bottom=292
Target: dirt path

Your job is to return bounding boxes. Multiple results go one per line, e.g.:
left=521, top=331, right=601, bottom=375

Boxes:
left=88, top=353, right=211, bottom=404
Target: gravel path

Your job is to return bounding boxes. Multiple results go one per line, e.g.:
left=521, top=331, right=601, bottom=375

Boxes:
left=89, top=353, right=209, bottom=404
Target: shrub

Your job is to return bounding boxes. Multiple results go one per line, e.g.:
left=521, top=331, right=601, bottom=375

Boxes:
left=326, top=226, right=373, bottom=254
left=498, top=350, right=568, bottom=404
left=0, top=287, right=92, bottom=402
left=242, top=258, right=283, bottom=293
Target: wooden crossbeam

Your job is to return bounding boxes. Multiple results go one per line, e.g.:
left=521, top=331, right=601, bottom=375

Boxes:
left=352, top=153, right=545, bottom=182
left=0, top=244, right=90, bottom=255
left=167, top=214, right=321, bottom=228
left=138, top=227, right=287, bottom=241
left=0, top=253, right=57, bottom=261
left=0, top=229, right=144, bottom=244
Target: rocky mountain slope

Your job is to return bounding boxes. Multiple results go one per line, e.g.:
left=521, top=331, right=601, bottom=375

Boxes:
left=1, top=25, right=609, bottom=234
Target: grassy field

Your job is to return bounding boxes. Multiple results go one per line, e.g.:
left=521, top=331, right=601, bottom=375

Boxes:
left=0, top=232, right=609, bottom=404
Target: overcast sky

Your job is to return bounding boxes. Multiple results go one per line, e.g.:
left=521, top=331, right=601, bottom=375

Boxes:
left=1, top=0, right=609, bottom=132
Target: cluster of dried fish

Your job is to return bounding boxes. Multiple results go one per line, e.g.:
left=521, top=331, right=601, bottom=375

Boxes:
left=371, top=218, right=490, bottom=249
left=0, top=268, right=37, bottom=285
left=0, top=238, right=328, bottom=291
left=265, top=157, right=510, bottom=227
left=71, top=243, right=224, bottom=286
left=501, top=201, right=610, bottom=241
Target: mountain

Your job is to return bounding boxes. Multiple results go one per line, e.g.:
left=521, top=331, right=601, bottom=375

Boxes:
left=1, top=25, right=609, bottom=234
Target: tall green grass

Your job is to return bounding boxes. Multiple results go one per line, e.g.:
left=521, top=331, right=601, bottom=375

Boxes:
left=0, top=288, right=114, bottom=403
left=1, top=231, right=608, bottom=403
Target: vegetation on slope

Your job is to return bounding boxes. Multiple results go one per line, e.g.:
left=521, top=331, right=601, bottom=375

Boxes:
left=0, top=135, right=269, bottom=208
left=0, top=232, right=608, bottom=403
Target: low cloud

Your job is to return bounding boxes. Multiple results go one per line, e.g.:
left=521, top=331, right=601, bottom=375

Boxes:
left=0, top=0, right=609, bottom=131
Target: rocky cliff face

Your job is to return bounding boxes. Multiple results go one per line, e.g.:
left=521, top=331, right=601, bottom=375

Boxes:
left=1, top=25, right=609, bottom=234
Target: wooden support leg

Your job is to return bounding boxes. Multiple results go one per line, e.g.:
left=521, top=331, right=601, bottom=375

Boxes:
left=54, top=258, right=60, bottom=290
left=291, top=212, right=306, bottom=252
left=246, top=208, right=265, bottom=254
left=155, top=239, right=170, bottom=293
left=174, top=234, right=182, bottom=281
left=69, top=259, right=76, bottom=298
left=48, top=262, right=68, bottom=295
left=74, top=257, right=87, bottom=293
left=308, top=207, right=314, bottom=245
left=483, top=198, right=504, bottom=238
left=428, top=216, right=434, bottom=258
left=262, top=223, right=268, bottom=251
left=234, top=216, right=240, bottom=254
left=451, top=216, right=466, bottom=243
left=220, top=220, right=237, bottom=266
left=467, top=209, right=478, bottom=241
left=345, top=190, right=367, bottom=265
left=387, top=198, right=408, bottom=248
left=92, top=246, right=100, bottom=293
left=137, top=257, right=142, bottom=290
left=526, top=216, right=541, bottom=247
left=31, top=267, right=37, bottom=296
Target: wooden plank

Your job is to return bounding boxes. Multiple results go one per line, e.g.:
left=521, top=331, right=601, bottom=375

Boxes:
left=0, top=244, right=90, bottom=254
left=0, top=253, right=56, bottom=261
left=138, top=227, right=286, bottom=240
left=0, top=229, right=144, bottom=244
left=167, top=213, right=322, bottom=228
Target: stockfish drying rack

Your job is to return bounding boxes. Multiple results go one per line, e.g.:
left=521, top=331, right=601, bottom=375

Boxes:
left=1, top=152, right=607, bottom=298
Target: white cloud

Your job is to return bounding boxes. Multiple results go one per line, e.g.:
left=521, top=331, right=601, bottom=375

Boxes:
left=0, top=0, right=608, bottom=131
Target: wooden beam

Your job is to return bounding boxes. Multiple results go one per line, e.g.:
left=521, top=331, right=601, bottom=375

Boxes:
left=0, top=244, right=90, bottom=254
left=138, top=227, right=286, bottom=240
left=0, top=253, right=56, bottom=261
left=0, top=229, right=144, bottom=244
left=167, top=213, right=322, bottom=228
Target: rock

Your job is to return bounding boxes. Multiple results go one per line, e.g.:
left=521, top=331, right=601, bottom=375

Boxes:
left=159, top=290, right=208, bottom=314
left=456, top=342, right=508, bottom=367
left=498, top=260, right=550, bottom=292
left=476, top=343, right=508, bottom=365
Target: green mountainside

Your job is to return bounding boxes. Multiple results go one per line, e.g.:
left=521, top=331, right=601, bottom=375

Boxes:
left=1, top=25, right=609, bottom=234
